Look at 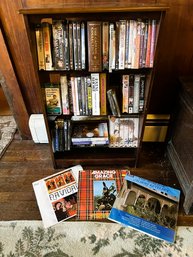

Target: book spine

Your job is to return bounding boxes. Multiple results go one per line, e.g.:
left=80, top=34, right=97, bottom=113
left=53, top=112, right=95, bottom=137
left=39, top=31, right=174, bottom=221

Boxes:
left=102, top=22, right=109, bottom=70
left=128, top=74, right=134, bottom=113
left=139, top=74, right=146, bottom=112
left=125, top=20, right=130, bottom=69
left=112, top=90, right=121, bottom=116
left=128, top=20, right=134, bottom=69
left=42, top=20, right=54, bottom=70
left=139, top=21, right=146, bottom=68
left=145, top=19, right=152, bottom=67
left=60, top=75, right=70, bottom=114
left=35, top=25, right=45, bottom=70
left=133, top=20, right=141, bottom=69
left=70, top=77, right=78, bottom=115
left=64, top=119, right=68, bottom=150
left=118, top=20, right=126, bottom=70
left=68, top=22, right=74, bottom=70
left=122, top=75, right=129, bottom=113
left=87, top=76, right=92, bottom=116
left=67, top=119, right=71, bottom=150
left=52, top=20, right=65, bottom=70
left=149, top=19, right=157, bottom=68
left=74, top=77, right=80, bottom=115
left=56, top=119, right=65, bottom=151
left=87, top=21, right=102, bottom=72
left=53, top=122, right=59, bottom=152
left=91, top=73, right=100, bottom=115
left=81, top=22, right=86, bottom=70
left=133, top=74, right=140, bottom=113
left=67, top=78, right=73, bottom=114
left=81, top=76, right=86, bottom=115
left=72, top=22, right=78, bottom=70
left=115, top=21, right=120, bottom=70
left=109, top=23, right=115, bottom=72
left=131, top=20, right=137, bottom=69
left=107, top=89, right=118, bottom=116
left=63, top=21, right=70, bottom=70
left=77, top=21, right=82, bottom=70
left=142, top=20, right=149, bottom=67
left=100, top=73, right=107, bottom=115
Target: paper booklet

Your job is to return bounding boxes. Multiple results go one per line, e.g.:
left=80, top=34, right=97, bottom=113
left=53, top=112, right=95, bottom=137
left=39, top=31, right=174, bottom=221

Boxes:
left=32, top=165, right=83, bottom=228
left=108, top=174, right=180, bottom=243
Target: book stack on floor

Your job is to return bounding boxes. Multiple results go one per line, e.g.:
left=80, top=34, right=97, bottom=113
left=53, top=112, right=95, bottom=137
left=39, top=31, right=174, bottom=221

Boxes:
left=33, top=165, right=180, bottom=243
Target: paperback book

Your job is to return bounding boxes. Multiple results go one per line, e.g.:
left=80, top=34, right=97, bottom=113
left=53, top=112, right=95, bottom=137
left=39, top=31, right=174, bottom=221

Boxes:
left=32, top=165, right=83, bottom=228
left=76, top=169, right=129, bottom=220
left=108, top=174, right=181, bottom=243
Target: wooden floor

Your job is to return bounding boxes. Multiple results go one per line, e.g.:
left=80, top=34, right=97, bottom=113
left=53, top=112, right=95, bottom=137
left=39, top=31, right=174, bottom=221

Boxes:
left=0, top=134, right=193, bottom=226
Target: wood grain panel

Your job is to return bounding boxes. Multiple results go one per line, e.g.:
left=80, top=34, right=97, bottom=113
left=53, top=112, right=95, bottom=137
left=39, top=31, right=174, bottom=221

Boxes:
left=0, top=0, right=42, bottom=115
left=0, top=28, right=30, bottom=139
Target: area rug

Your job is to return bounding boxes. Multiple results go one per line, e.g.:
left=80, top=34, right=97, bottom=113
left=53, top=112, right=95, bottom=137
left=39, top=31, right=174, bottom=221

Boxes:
left=0, top=116, right=17, bottom=158
left=0, top=221, right=192, bottom=257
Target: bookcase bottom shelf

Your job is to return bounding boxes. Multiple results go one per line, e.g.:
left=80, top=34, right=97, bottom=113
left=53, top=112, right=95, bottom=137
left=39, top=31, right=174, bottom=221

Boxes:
left=53, top=147, right=139, bottom=168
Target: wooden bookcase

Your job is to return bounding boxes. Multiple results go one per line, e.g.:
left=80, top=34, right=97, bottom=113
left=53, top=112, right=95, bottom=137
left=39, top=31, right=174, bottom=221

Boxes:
left=19, top=6, right=168, bottom=169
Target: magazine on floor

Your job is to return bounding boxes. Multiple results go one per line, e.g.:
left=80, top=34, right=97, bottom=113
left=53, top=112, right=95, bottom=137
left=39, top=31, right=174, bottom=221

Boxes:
left=108, top=174, right=181, bottom=243
left=32, top=165, right=83, bottom=228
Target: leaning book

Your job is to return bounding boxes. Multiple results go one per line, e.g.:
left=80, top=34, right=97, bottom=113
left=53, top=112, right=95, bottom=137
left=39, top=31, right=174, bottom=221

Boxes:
left=108, top=174, right=180, bottom=243
left=32, top=165, right=83, bottom=228
left=76, top=169, right=129, bottom=220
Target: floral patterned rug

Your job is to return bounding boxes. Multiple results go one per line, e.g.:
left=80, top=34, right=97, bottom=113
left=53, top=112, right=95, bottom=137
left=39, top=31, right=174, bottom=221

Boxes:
left=0, top=116, right=17, bottom=158
left=0, top=221, right=192, bottom=257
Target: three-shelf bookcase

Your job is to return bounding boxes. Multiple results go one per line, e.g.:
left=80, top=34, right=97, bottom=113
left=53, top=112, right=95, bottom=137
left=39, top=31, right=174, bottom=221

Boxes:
left=19, top=5, right=168, bottom=168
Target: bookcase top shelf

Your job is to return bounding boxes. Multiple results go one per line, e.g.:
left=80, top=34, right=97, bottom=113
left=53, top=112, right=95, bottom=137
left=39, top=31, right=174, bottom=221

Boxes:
left=19, top=5, right=169, bottom=15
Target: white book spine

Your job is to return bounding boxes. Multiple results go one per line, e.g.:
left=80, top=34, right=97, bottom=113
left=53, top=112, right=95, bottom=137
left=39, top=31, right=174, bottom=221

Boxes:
left=109, top=23, right=115, bottom=72
left=118, top=20, right=126, bottom=70
left=91, top=73, right=100, bottom=115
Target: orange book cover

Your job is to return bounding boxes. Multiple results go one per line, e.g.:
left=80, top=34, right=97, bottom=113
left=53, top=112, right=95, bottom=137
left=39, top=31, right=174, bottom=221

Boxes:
left=100, top=73, right=107, bottom=115
left=76, top=169, right=129, bottom=220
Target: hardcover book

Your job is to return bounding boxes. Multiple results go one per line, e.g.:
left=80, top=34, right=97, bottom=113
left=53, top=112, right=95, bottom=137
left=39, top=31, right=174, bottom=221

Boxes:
left=108, top=174, right=181, bottom=243
left=76, top=169, right=129, bottom=220
left=87, top=21, right=102, bottom=72
left=32, top=165, right=83, bottom=228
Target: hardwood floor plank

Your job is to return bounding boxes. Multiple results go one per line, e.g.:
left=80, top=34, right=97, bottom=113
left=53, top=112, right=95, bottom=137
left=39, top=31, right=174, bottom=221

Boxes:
left=0, top=138, right=193, bottom=225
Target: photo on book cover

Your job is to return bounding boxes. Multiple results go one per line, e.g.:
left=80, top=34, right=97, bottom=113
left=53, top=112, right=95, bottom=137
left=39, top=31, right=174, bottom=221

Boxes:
left=108, top=174, right=180, bottom=243
left=32, top=165, right=83, bottom=228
